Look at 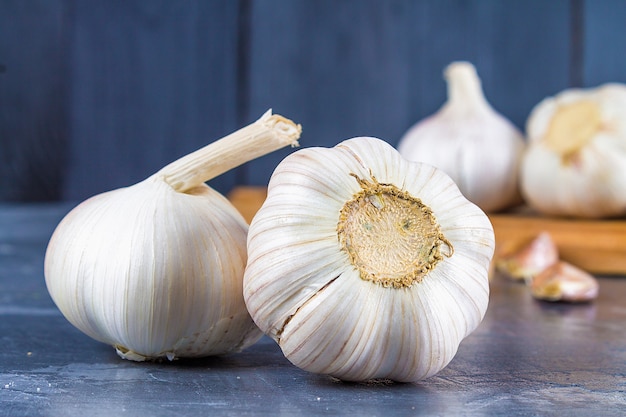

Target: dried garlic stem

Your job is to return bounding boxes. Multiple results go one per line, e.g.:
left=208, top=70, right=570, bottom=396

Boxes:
left=444, top=62, right=489, bottom=110
left=157, top=110, right=301, bottom=193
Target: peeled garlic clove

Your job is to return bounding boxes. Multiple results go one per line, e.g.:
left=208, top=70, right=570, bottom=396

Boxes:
left=44, top=110, right=301, bottom=361
left=244, top=137, right=495, bottom=382
left=530, top=261, right=599, bottom=302
left=397, top=61, right=525, bottom=213
left=496, top=231, right=559, bottom=281
left=521, top=83, right=626, bottom=218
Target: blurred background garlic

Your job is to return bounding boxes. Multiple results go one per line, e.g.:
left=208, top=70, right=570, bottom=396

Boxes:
left=397, top=61, right=525, bottom=213
left=44, top=110, right=301, bottom=361
left=520, top=83, right=626, bottom=218
left=244, top=137, right=495, bottom=382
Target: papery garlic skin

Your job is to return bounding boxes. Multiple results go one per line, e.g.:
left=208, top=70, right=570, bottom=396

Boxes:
left=521, top=83, right=626, bottom=218
left=244, top=137, right=495, bottom=382
left=44, top=111, right=301, bottom=361
left=397, top=61, right=525, bottom=213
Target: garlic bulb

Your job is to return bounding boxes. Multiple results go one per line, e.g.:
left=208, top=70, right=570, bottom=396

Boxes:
left=44, top=110, right=301, bottom=361
left=520, top=83, right=626, bottom=218
left=243, top=137, right=495, bottom=382
left=397, top=61, right=525, bottom=212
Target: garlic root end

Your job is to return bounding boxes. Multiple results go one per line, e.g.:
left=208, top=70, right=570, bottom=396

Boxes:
left=115, top=345, right=152, bottom=362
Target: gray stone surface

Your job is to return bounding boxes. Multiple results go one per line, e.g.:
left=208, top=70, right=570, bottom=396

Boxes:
left=1, top=203, right=625, bottom=416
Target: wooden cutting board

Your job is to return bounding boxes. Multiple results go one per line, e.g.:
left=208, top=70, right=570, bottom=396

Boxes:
left=228, top=186, right=626, bottom=276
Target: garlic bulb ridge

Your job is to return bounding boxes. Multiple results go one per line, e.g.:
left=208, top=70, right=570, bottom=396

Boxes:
left=44, top=110, right=301, bottom=361
left=397, top=61, right=525, bottom=212
left=243, top=137, right=495, bottom=382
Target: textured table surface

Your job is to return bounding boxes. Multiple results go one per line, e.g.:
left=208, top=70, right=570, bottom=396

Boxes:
left=1, top=203, right=625, bottom=417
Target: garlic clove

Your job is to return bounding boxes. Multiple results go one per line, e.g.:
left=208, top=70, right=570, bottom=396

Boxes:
left=521, top=83, right=626, bottom=218
left=397, top=61, right=525, bottom=213
left=529, top=261, right=599, bottom=302
left=45, top=110, right=301, bottom=361
left=244, top=137, right=494, bottom=382
left=495, top=231, right=559, bottom=281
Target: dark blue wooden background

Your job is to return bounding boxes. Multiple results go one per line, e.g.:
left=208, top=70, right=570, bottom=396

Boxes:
left=1, top=0, right=625, bottom=202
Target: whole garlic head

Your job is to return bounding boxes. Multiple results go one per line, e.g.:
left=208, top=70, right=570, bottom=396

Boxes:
left=47, top=181, right=259, bottom=361
left=397, top=61, right=525, bottom=212
left=244, top=137, right=495, bottom=382
left=45, top=111, right=301, bottom=361
left=520, top=83, right=626, bottom=218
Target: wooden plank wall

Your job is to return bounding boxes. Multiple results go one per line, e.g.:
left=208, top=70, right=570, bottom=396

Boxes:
left=1, top=0, right=624, bottom=202
left=0, top=0, right=69, bottom=201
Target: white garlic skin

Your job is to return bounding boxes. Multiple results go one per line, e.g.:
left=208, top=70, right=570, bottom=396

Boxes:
left=520, top=83, right=626, bottom=218
left=244, top=137, right=495, bottom=382
left=397, top=61, right=525, bottom=212
left=44, top=177, right=262, bottom=361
